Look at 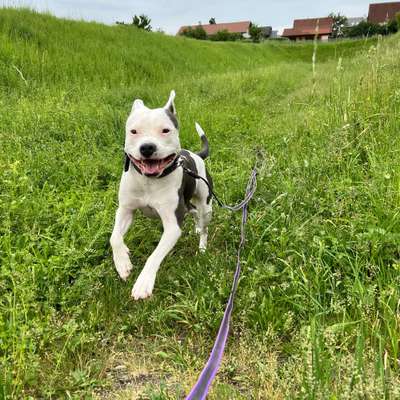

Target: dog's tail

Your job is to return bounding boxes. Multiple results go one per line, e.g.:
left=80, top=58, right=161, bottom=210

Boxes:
left=195, top=122, right=209, bottom=160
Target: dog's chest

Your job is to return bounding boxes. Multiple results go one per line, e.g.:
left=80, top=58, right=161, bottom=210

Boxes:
left=123, top=169, right=182, bottom=210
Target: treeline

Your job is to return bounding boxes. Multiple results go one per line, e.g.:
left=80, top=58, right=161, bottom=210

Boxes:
left=345, top=19, right=399, bottom=38
left=180, top=26, right=242, bottom=41
left=118, top=13, right=400, bottom=41
left=179, top=22, right=267, bottom=42
left=331, top=13, right=400, bottom=38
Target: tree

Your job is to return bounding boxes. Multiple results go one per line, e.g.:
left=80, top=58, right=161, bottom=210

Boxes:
left=180, top=25, right=207, bottom=40
left=209, top=17, right=216, bottom=25
left=209, top=30, right=242, bottom=41
left=132, top=14, right=152, bottom=31
left=249, top=23, right=262, bottom=42
left=345, top=21, right=385, bottom=37
left=387, top=18, right=398, bottom=34
left=329, top=13, right=348, bottom=38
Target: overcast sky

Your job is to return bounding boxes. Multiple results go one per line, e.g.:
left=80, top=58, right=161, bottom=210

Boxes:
left=0, top=0, right=388, bottom=34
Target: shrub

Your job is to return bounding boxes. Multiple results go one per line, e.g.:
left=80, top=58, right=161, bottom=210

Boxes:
left=329, top=13, right=348, bottom=38
left=345, top=18, right=399, bottom=38
left=180, top=25, right=207, bottom=40
left=345, top=21, right=386, bottom=37
left=132, top=14, right=152, bottom=31
left=116, top=14, right=152, bottom=31
left=209, top=30, right=242, bottom=42
left=249, top=23, right=263, bottom=43
left=387, top=19, right=398, bottom=34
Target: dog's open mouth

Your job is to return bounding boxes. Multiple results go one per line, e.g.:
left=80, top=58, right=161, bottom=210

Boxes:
left=130, top=154, right=176, bottom=176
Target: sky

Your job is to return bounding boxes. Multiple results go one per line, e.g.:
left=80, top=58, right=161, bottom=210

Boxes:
left=0, top=0, right=391, bottom=34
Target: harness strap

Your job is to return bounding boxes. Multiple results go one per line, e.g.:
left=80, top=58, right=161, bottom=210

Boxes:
left=181, top=164, right=257, bottom=211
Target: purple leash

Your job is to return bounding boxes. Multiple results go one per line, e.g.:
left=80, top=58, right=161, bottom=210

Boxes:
left=183, top=167, right=258, bottom=400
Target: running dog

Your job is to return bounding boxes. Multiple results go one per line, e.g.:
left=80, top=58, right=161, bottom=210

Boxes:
left=110, top=91, right=212, bottom=300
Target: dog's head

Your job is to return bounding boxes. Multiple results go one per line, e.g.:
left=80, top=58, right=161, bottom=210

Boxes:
left=124, top=90, right=180, bottom=177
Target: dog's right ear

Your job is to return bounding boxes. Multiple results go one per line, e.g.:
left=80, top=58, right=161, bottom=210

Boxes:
left=131, top=99, right=145, bottom=113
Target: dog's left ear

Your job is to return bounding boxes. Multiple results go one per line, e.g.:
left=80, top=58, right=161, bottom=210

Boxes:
left=132, top=99, right=149, bottom=113
left=164, top=90, right=176, bottom=115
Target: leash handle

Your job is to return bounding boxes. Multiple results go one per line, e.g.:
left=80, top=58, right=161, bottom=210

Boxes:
left=184, top=164, right=257, bottom=400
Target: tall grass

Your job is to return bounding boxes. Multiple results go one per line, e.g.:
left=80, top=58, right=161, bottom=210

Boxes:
left=0, top=8, right=399, bottom=399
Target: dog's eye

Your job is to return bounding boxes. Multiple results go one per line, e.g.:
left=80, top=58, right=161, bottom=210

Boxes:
left=131, top=129, right=137, bottom=134
left=162, top=128, right=170, bottom=134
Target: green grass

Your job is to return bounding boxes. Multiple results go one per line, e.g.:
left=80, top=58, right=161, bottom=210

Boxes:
left=1, top=7, right=399, bottom=399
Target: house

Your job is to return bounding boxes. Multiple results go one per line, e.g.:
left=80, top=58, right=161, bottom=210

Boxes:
left=368, top=2, right=400, bottom=24
left=270, top=30, right=279, bottom=38
left=282, top=17, right=333, bottom=41
left=259, top=26, right=273, bottom=39
left=178, top=21, right=251, bottom=38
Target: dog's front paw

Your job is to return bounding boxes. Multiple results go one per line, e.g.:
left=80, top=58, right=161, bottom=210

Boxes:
left=114, top=252, right=133, bottom=281
left=131, top=269, right=156, bottom=300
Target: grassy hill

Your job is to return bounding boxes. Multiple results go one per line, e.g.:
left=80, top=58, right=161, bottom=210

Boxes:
left=0, top=8, right=368, bottom=91
left=1, top=8, right=399, bottom=399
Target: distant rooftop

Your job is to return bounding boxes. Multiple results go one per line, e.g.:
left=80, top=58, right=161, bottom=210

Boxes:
left=178, top=21, right=251, bottom=36
left=368, top=2, right=400, bottom=24
left=282, top=17, right=333, bottom=38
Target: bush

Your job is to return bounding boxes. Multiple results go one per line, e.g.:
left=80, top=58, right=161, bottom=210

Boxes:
left=345, top=19, right=398, bottom=38
left=387, top=19, right=398, bottom=34
left=180, top=25, right=207, bottom=40
left=249, top=23, right=262, bottom=42
left=209, top=29, right=242, bottom=41
left=329, top=13, right=348, bottom=38
left=132, top=14, right=152, bottom=31
left=116, top=14, right=152, bottom=32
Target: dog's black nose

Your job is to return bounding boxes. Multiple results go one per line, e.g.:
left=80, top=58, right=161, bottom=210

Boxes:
left=140, top=143, right=157, bottom=158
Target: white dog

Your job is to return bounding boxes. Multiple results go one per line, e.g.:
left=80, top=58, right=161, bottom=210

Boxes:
left=110, top=91, right=213, bottom=300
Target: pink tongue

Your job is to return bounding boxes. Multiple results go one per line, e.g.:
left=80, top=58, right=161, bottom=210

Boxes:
left=143, top=161, right=162, bottom=175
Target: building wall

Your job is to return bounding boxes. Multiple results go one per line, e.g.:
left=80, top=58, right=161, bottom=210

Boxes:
left=293, top=34, right=330, bottom=41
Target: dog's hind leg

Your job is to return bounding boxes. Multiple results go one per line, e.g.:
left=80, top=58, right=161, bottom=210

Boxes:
left=110, top=206, right=135, bottom=280
left=196, top=202, right=212, bottom=252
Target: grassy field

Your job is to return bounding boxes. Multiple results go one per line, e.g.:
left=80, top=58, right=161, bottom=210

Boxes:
left=1, top=7, right=400, bottom=399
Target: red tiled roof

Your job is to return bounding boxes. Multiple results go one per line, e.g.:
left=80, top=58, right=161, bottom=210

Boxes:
left=282, top=17, right=333, bottom=37
left=368, top=2, right=400, bottom=24
left=178, top=21, right=251, bottom=36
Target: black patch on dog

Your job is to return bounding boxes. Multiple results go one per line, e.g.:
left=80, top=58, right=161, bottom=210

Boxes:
left=175, top=150, right=197, bottom=227
left=125, top=153, right=143, bottom=175
left=165, top=109, right=178, bottom=129
left=124, top=153, right=130, bottom=172
left=197, top=134, right=210, bottom=160
left=205, top=169, right=213, bottom=204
